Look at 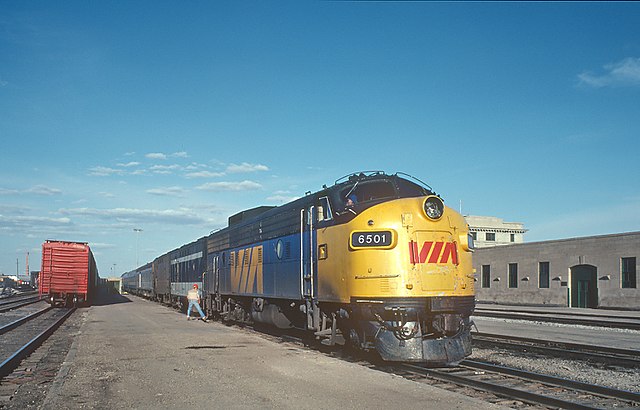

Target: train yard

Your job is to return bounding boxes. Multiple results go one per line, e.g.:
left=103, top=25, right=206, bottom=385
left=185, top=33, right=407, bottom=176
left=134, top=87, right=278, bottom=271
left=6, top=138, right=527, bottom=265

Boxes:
left=396, top=360, right=639, bottom=409
left=0, top=291, right=638, bottom=409
left=0, top=293, right=42, bottom=314
left=0, top=306, right=75, bottom=378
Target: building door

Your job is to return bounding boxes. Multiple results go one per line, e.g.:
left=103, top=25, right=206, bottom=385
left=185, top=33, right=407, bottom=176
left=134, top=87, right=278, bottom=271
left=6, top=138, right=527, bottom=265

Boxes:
left=576, top=280, right=589, bottom=308
left=570, top=265, right=598, bottom=308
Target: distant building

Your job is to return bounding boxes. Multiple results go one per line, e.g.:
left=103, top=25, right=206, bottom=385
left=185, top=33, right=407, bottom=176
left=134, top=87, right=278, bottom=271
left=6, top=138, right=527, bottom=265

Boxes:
left=473, top=231, right=640, bottom=310
left=465, top=215, right=527, bottom=248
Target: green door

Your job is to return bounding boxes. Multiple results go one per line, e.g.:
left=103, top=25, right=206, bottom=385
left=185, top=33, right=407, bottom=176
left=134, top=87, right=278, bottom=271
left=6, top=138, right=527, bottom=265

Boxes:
left=570, top=265, right=598, bottom=308
left=577, top=280, right=589, bottom=308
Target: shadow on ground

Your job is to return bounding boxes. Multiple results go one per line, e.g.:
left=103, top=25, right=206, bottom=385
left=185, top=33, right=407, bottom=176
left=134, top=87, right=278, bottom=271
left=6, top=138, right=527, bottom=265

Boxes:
left=91, top=288, right=133, bottom=306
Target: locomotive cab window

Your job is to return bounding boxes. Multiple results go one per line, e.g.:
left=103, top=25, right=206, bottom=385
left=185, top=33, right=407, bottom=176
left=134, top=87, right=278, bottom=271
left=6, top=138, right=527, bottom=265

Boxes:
left=318, top=196, right=333, bottom=221
left=396, top=177, right=431, bottom=197
left=340, top=180, right=396, bottom=208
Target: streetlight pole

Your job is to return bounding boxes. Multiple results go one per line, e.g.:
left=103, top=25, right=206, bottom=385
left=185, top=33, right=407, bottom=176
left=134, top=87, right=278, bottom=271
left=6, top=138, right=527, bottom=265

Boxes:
left=133, top=228, right=143, bottom=267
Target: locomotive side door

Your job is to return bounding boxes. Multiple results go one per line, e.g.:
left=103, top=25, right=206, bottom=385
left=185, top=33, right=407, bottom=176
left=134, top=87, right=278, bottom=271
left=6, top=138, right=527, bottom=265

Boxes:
left=300, top=206, right=319, bottom=330
left=205, top=253, right=221, bottom=313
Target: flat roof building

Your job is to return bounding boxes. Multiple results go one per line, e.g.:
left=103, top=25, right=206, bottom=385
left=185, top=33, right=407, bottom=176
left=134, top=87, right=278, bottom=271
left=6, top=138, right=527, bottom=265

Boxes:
left=473, top=231, right=639, bottom=310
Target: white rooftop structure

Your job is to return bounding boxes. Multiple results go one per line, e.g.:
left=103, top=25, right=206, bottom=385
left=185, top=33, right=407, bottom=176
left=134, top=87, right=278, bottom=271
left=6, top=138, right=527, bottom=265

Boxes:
left=465, top=215, right=527, bottom=248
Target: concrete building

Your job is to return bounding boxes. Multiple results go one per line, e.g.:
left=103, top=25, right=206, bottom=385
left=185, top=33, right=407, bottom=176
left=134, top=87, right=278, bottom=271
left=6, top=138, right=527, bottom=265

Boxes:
left=473, top=231, right=640, bottom=310
left=465, top=215, right=527, bottom=248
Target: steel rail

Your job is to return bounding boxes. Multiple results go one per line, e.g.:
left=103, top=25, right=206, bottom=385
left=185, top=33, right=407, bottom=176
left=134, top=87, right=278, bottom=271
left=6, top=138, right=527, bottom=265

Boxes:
left=472, top=332, right=640, bottom=367
left=0, top=296, right=43, bottom=313
left=0, top=290, right=38, bottom=301
left=402, top=363, right=598, bottom=410
left=474, top=306, right=639, bottom=321
left=462, top=359, right=640, bottom=403
left=0, top=307, right=76, bottom=378
left=0, top=306, right=53, bottom=336
left=473, top=310, right=640, bottom=330
left=0, top=295, right=41, bottom=307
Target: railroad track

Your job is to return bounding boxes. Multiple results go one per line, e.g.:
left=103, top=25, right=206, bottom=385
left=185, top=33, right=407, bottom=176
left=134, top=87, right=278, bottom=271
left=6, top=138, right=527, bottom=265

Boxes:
left=397, top=359, right=640, bottom=409
left=0, top=307, right=76, bottom=378
left=242, top=324, right=640, bottom=408
left=0, top=290, right=37, bottom=300
left=473, top=331, right=640, bottom=368
left=473, top=308, right=640, bottom=331
left=0, top=295, right=44, bottom=313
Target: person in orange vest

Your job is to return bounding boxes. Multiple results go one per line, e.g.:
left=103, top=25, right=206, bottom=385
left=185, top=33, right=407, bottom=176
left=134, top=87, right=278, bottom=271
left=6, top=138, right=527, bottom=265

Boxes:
left=187, top=284, right=207, bottom=321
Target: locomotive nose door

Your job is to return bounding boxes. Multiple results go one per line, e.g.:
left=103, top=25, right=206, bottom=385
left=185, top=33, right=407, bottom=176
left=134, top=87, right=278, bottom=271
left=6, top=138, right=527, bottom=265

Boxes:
left=412, top=231, right=457, bottom=292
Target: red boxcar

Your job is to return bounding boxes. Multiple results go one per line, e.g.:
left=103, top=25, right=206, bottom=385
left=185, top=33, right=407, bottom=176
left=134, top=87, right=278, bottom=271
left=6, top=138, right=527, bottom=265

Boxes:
left=39, top=240, right=99, bottom=306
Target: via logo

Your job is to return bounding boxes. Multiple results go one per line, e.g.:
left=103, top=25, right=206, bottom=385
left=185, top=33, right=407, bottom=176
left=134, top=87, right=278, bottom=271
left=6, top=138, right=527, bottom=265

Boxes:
left=409, top=241, right=458, bottom=265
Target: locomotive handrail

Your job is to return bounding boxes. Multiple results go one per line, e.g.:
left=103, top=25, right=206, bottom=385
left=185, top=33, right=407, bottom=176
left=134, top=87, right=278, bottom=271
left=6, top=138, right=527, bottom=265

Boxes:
left=394, top=172, right=434, bottom=193
left=334, top=171, right=385, bottom=185
left=309, top=205, right=315, bottom=300
left=300, top=209, right=304, bottom=299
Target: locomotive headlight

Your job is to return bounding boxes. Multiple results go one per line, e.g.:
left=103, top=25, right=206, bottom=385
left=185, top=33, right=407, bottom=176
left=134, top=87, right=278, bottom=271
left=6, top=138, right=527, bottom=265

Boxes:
left=423, top=196, right=444, bottom=220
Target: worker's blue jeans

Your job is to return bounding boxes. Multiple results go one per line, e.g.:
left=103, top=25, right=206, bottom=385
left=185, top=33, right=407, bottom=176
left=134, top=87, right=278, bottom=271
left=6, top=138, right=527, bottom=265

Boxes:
left=187, top=300, right=206, bottom=318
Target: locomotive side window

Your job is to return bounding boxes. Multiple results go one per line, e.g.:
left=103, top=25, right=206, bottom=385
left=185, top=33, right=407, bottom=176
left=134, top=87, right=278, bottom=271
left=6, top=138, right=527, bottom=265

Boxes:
left=318, top=196, right=333, bottom=221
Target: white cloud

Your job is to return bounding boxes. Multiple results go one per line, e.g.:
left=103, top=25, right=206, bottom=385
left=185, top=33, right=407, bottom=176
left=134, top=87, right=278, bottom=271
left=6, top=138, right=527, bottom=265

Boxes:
left=185, top=171, right=225, bottom=178
left=226, top=162, right=269, bottom=173
left=150, top=164, right=180, bottom=171
left=25, top=185, right=62, bottom=196
left=0, top=215, right=71, bottom=229
left=196, top=180, right=263, bottom=191
left=146, top=186, right=187, bottom=197
left=2, top=186, right=62, bottom=196
left=59, top=207, right=210, bottom=225
left=149, top=164, right=181, bottom=175
left=146, top=152, right=167, bottom=160
left=171, top=151, right=188, bottom=158
left=185, top=162, right=210, bottom=170
left=98, top=192, right=115, bottom=198
left=124, top=152, right=136, bottom=156
left=89, top=166, right=125, bottom=177
left=0, top=188, right=20, bottom=195
left=117, top=161, right=140, bottom=167
left=578, top=57, right=640, bottom=88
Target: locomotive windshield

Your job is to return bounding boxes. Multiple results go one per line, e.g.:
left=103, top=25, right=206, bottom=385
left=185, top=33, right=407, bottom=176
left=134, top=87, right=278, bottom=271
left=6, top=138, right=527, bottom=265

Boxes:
left=336, top=176, right=431, bottom=208
left=339, top=180, right=396, bottom=204
left=395, top=177, right=432, bottom=197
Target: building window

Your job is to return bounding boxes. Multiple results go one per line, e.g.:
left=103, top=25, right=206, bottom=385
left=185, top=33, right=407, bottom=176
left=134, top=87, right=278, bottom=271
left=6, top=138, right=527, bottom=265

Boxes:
left=486, top=232, right=495, bottom=241
left=622, top=257, right=636, bottom=288
left=510, top=233, right=515, bottom=242
left=508, top=263, right=518, bottom=288
left=539, top=261, right=550, bottom=288
left=470, top=232, right=477, bottom=240
left=481, top=265, right=491, bottom=288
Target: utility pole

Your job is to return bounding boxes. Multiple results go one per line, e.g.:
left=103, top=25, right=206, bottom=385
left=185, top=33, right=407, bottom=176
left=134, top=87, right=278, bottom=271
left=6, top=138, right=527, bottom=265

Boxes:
left=133, top=228, right=143, bottom=267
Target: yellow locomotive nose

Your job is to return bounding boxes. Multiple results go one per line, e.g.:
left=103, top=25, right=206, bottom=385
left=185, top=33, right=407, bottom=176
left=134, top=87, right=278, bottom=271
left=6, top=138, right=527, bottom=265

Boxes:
left=316, top=193, right=474, bottom=363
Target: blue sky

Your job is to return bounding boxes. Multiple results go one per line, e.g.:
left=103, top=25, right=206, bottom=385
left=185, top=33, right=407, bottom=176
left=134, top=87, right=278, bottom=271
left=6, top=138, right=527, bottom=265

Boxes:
left=1, top=2, right=639, bottom=277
